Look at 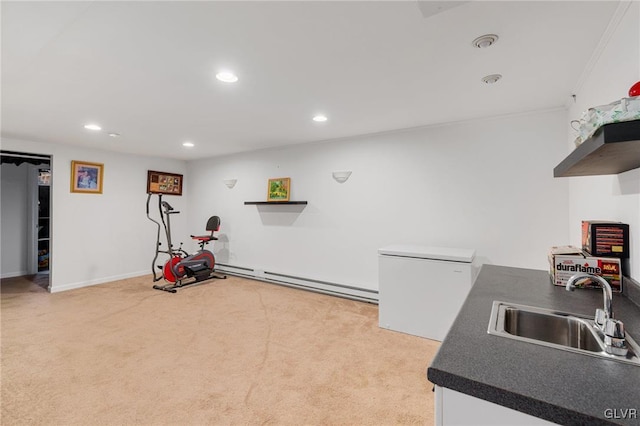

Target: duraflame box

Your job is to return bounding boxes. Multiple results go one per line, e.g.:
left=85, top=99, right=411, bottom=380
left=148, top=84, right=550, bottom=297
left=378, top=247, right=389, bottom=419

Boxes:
left=582, top=221, right=629, bottom=259
left=548, top=246, right=622, bottom=292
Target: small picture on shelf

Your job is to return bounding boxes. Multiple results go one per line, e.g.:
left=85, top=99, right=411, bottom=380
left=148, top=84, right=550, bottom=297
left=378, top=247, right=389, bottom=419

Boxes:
left=267, top=177, right=290, bottom=202
left=38, top=249, right=49, bottom=270
left=38, top=169, right=51, bottom=186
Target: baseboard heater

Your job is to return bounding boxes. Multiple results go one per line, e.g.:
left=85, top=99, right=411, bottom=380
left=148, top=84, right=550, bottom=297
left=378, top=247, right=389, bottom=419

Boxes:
left=216, top=263, right=378, bottom=304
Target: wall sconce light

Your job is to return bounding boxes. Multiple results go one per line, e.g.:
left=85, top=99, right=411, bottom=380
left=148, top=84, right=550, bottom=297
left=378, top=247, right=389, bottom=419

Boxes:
left=223, top=178, right=237, bottom=189
left=332, top=171, right=352, bottom=183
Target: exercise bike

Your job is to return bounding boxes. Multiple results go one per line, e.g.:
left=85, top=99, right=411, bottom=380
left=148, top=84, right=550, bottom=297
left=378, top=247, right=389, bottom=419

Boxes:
left=146, top=193, right=226, bottom=293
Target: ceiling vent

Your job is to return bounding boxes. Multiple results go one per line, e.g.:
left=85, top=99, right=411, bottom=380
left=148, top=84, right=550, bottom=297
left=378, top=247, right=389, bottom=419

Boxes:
left=481, top=74, right=502, bottom=84
left=472, top=34, right=499, bottom=49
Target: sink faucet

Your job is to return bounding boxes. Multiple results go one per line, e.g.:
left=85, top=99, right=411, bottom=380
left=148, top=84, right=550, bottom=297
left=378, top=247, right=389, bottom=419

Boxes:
left=566, top=273, right=613, bottom=325
left=566, top=273, right=628, bottom=356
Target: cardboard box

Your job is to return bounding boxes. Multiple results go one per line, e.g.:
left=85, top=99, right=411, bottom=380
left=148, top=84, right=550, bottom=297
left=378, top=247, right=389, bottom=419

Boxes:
left=582, top=221, right=629, bottom=259
left=548, top=246, right=622, bottom=292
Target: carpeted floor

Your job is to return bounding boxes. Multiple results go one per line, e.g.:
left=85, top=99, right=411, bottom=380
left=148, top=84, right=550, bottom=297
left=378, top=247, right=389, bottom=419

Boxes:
left=1, top=274, right=439, bottom=425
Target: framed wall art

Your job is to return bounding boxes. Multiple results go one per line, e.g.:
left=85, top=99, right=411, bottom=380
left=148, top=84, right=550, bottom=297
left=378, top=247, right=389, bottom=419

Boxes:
left=267, top=177, right=290, bottom=202
left=147, top=170, right=183, bottom=196
left=70, top=160, right=104, bottom=194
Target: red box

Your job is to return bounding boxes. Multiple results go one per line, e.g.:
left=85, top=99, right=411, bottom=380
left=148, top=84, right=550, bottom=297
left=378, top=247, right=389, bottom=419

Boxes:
left=581, top=221, right=629, bottom=259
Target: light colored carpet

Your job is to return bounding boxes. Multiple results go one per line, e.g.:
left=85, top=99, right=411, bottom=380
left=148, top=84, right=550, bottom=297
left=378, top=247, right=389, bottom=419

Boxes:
left=1, top=274, right=439, bottom=425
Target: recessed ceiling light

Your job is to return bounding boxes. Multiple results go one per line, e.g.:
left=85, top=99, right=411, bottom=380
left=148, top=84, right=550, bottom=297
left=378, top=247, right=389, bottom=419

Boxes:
left=108, top=133, right=120, bottom=138
left=313, top=115, right=328, bottom=122
left=472, top=34, right=499, bottom=49
left=182, top=142, right=195, bottom=148
left=216, top=71, right=238, bottom=83
left=481, top=74, right=502, bottom=84
left=84, top=124, right=102, bottom=131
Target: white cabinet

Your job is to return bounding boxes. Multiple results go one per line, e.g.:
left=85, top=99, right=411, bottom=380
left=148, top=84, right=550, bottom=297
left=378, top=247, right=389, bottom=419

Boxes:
left=434, top=386, right=557, bottom=425
left=378, top=245, right=479, bottom=341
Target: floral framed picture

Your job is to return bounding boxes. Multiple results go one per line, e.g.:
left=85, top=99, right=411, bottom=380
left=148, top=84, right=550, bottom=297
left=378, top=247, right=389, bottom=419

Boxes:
left=267, top=177, right=291, bottom=202
left=146, top=170, right=183, bottom=196
left=70, top=160, right=104, bottom=194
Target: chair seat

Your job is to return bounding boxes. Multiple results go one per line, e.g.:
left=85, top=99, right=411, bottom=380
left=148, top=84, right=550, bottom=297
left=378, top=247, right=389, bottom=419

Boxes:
left=191, top=235, right=218, bottom=242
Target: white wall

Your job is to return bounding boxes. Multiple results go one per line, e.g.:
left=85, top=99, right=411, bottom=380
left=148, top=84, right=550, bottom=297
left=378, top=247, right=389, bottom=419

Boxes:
left=4, top=5, right=634, bottom=293
left=0, top=162, right=30, bottom=278
left=0, top=138, right=188, bottom=292
left=567, top=2, right=640, bottom=281
left=188, top=109, right=570, bottom=290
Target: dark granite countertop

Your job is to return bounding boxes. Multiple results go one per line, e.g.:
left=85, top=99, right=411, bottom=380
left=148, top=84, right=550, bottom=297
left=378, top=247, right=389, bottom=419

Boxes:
left=427, top=264, right=640, bottom=426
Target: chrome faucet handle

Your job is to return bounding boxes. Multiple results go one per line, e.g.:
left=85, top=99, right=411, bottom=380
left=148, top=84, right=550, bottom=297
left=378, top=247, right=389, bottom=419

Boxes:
left=603, top=318, right=628, bottom=356
left=595, top=309, right=607, bottom=328
left=604, top=318, right=625, bottom=338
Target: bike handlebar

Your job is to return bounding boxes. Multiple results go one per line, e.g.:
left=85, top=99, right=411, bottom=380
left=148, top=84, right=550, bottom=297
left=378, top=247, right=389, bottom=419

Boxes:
left=161, top=201, right=180, bottom=214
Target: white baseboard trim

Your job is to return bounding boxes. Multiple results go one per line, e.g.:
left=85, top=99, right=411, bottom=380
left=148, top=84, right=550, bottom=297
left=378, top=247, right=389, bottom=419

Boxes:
left=46, top=265, right=379, bottom=302
left=49, top=270, right=149, bottom=293
left=0, top=270, right=30, bottom=279
left=216, top=263, right=378, bottom=304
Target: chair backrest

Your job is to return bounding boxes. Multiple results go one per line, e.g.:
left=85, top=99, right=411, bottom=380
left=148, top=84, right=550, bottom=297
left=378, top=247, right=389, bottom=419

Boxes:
left=206, top=216, right=221, bottom=233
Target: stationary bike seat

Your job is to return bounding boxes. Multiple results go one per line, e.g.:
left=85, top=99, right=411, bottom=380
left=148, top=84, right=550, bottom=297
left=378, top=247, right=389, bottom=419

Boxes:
left=191, top=235, right=218, bottom=242
left=190, top=216, right=221, bottom=243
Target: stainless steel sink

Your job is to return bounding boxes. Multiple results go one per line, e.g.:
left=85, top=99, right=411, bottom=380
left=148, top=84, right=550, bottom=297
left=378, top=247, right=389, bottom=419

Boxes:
left=488, top=301, right=640, bottom=366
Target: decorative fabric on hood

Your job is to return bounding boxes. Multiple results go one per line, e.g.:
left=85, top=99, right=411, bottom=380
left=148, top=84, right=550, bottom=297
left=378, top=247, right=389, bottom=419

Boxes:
left=0, top=150, right=51, bottom=167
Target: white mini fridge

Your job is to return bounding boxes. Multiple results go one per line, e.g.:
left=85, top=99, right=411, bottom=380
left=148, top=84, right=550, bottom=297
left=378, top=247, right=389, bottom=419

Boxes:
left=378, top=245, right=480, bottom=341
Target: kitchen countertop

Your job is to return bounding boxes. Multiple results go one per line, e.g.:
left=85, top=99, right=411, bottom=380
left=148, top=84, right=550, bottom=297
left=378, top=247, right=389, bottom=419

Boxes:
left=427, top=264, right=640, bottom=426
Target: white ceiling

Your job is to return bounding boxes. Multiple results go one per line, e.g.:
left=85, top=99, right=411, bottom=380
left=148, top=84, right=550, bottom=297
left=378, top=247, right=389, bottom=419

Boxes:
left=1, top=1, right=620, bottom=160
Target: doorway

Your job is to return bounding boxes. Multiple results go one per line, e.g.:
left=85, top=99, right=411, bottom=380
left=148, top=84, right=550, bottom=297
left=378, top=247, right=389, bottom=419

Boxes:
left=0, top=150, right=52, bottom=291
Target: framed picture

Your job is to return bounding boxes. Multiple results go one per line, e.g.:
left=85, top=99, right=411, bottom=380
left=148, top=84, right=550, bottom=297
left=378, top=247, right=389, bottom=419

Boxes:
left=70, top=160, right=103, bottom=194
left=267, top=177, right=291, bottom=202
left=147, top=170, right=183, bottom=196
